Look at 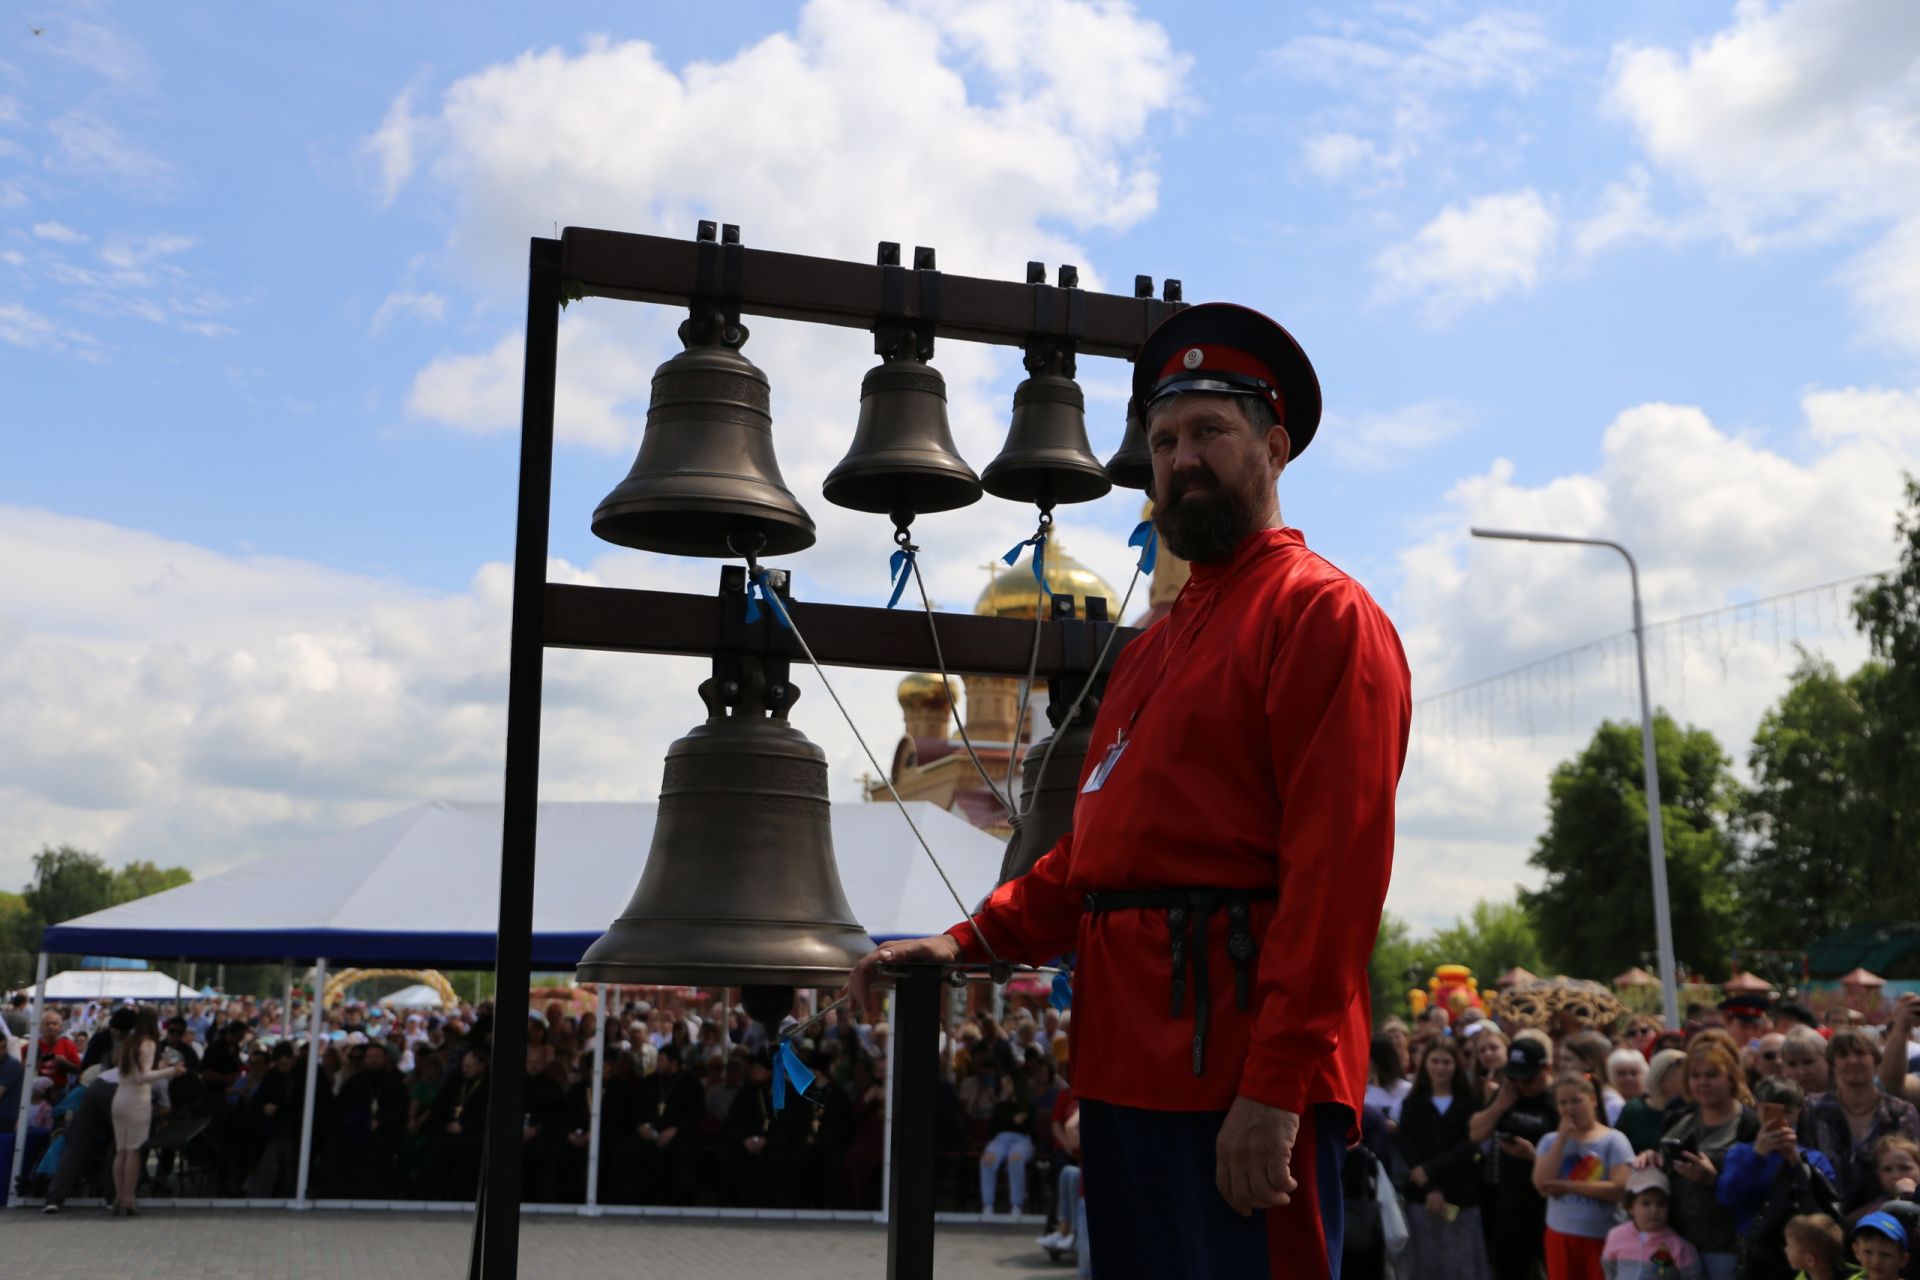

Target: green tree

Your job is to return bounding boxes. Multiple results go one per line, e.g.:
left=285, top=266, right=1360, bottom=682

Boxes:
left=1369, top=912, right=1430, bottom=1022
left=22, top=844, right=118, bottom=930
left=1426, top=896, right=1545, bottom=983
left=1520, top=713, right=1740, bottom=979
left=1736, top=653, right=1888, bottom=948
left=0, top=890, right=36, bottom=988
left=111, top=860, right=193, bottom=905
left=1851, top=473, right=1920, bottom=877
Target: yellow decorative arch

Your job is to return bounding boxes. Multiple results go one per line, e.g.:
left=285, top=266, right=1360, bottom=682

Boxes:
left=323, top=968, right=459, bottom=1009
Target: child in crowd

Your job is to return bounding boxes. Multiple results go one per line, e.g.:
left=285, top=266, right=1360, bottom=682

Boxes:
left=1847, top=1211, right=1909, bottom=1280
left=1847, top=1135, right=1920, bottom=1224
left=1783, top=1213, right=1842, bottom=1280
left=1536, top=1072, right=1636, bottom=1280
left=1602, top=1167, right=1703, bottom=1279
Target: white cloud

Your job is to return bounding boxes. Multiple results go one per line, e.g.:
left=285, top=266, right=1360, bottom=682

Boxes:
left=1271, top=10, right=1558, bottom=183
left=1303, top=132, right=1392, bottom=182
left=21, top=231, right=241, bottom=343
left=388, top=0, right=1191, bottom=601
left=1384, top=384, right=1918, bottom=928
left=31, top=221, right=87, bottom=244
left=1373, top=188, right=1557, bottom=320
left=369, top=290, right=445, bottom=334
left=1323, top=401, right=1471, bottom=470
left=0, top=506, right=917, bottom=888
left=367, top=88, right=421, bottom=208
left=0, top=301, right=102, bottom=359
left=46, top=113, right=174, bottom=193
left=1602, top=0, right=1920, bottom=351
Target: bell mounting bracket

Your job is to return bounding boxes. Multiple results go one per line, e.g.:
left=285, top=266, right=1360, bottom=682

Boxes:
left=872, top=241, right=942, bottom=362
left=686, top=220, right=748, bottom=348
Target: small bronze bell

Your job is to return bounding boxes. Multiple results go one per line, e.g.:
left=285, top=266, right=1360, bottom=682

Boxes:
left=591, top=313, right=816, bottom=557
left=1104, top=397, right=1151, bottom=491
left=823, top=349, right=981, bottom=523
left=577, top=653, right=875, bottom=987
left=996, top=699, right=1095, bottom=885
left=981, top=342, right=1112, bottom=507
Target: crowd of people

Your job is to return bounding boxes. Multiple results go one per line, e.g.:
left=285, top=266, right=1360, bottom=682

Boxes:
left=1352, top=992, right=1920, bottom=1280
left=0, top=985, right=1076, bottom=1225
left=13, top=980, right=1920, bottom=1280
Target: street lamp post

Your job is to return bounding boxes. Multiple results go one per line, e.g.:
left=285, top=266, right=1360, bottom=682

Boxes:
left=1470, top=528, right=1681, bottom=1029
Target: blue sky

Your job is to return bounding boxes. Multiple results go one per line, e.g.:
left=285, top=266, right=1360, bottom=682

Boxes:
left=5, top=1, right=1919, bottom=933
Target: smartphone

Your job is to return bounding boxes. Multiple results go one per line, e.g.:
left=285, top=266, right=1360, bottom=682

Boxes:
left=1760, top=1101, right=1787, bottom=1127
left=1659, top=1138, right=1686, bottom=1167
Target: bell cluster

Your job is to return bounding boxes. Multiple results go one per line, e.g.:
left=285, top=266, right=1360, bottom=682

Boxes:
left=589, top=234, right=1170, bottom=559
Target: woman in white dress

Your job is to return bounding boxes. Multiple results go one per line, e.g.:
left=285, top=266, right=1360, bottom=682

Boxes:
left=110, top=1008, right=185, bottom=1216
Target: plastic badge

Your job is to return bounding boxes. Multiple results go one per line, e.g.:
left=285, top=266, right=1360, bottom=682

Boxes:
left=771, top=1039, right=816, bottom=1113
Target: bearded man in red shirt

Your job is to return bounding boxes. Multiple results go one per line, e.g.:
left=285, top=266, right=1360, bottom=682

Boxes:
left=850, top=303, right=1411, bottom=1279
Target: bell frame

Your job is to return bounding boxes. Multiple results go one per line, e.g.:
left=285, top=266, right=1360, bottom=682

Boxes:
left=473, top=223, right=1179, bottom=1279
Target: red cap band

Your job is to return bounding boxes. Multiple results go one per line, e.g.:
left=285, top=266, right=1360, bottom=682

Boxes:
left=1156, top=344, right=1283, bottom=402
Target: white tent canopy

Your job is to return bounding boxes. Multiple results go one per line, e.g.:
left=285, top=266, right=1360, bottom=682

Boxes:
left=43, top=800, right=1008, bottom=966
left=12, top=967, right=192, bottom=1002
left=378, top=983, right=447, bottom=1009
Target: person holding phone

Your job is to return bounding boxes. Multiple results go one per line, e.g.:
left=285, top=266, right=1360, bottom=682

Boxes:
left=1640, top=1040, right=1759, bottom=1280
left=1715, top=1077, right=1839, bottom=1280
left=1470, top=1037, right=1559, bottom=1280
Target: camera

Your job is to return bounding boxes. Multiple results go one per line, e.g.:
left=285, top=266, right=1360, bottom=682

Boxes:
left=1659, top=1137, right=1692, bottom=1168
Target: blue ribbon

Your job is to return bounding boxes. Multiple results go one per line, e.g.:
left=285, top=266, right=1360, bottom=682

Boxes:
left=1050, top=972, right=1073, bottom=1011
left=744, top=571, right=793, bottom=629
left=1002, top=531, right=1052, bottom=597
left=1050, top=951, right=1075, bottom=1011
left=771, top=1039, right=815, bottom=1113
left=1128, top=520, right=1158, bottom=576
left=887, top=547, right=915, bottom=609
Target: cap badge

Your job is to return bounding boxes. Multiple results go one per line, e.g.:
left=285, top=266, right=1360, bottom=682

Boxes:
left=1181, top=347, right=1204, bottom=369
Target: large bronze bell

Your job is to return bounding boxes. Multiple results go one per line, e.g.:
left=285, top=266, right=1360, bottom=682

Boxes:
left=1104, top=397, right=1151, bottom=491
left=823, top=351, right=982, bottom=523
left=577, top=654, right=874, bottom=987
left=981, top=343, right=1112, bottom=507
left=591, top=314, right=816, bottom=557
left=996, top=698, right=1096, bottom=885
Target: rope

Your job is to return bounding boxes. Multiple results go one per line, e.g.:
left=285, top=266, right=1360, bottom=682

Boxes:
left=730, top=538, right=1002, bottom=968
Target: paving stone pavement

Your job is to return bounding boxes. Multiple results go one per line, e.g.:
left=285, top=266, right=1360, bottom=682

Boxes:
left=3, top=1209, right=1076, bottom=1279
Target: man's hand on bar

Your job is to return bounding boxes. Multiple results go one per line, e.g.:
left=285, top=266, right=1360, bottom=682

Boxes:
left=844, top=934, right=963, bottom=1021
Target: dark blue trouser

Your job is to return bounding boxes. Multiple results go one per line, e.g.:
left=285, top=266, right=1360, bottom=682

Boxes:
left=1080, top=1099, right=1349, bottom=1279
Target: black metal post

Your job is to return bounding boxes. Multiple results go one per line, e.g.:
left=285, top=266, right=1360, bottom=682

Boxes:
left=468, top=235, right=563, bottom=1279
left=886, top=965, right=943, bottom=1280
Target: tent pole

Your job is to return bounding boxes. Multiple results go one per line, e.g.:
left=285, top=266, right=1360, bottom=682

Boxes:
left=175, top=959, right=184, bottom=1023
left=282, top=961, right=293, bottom=1041
left=294, top=957, right=328, bottom=1208
left=9, top=951, right=49, bottom=1196
left=586, top=983, right=605, bottom=1214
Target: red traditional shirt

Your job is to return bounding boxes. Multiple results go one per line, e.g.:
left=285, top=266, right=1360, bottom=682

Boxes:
left=948, top=526, right=1410, bottom=1120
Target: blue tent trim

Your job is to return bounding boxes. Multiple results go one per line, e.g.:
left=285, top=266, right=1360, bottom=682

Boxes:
left=39, top=925, right=918, bottom=968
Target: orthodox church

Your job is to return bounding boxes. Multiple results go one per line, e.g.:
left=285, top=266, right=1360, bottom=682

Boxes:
left=866, top=505, right=1190, bottom=839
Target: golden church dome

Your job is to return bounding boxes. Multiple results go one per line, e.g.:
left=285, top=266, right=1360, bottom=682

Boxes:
left=973, top=535, right=1119, bottom=619
left=897, top=672, right=950, bottom=704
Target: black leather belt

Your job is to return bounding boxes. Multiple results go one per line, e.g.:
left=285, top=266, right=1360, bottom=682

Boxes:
left=1082, top=887, right=1276, bottom=1076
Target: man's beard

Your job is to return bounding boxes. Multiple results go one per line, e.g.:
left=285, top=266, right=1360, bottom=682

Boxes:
left=1152, top=464, right=1263, bottom=563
